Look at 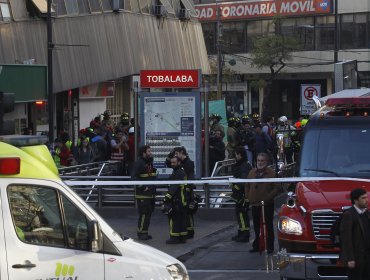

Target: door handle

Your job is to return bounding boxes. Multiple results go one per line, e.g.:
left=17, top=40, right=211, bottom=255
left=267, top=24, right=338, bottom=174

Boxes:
left=12, top=261, right=36, bottom=269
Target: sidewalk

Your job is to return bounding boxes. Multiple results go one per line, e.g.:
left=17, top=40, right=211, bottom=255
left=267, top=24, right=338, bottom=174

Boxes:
left=96, top=207, right=236, bottom=258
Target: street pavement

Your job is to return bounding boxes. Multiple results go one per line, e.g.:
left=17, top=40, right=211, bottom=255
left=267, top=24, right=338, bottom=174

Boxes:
left=96, top=206, right=281, bottom=279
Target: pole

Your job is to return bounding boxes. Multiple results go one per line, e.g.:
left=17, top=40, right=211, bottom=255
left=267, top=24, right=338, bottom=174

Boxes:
left=216, top=3, right=222, bottom=100
left=334, top=0, right=338, bottom=64
left=47, top=0, right=54, bottom=144
left=204, top=79, right=210, bottom=177
left=134, top=81, right=139, bottom=161
left=261, top=200, right=268, bottom=272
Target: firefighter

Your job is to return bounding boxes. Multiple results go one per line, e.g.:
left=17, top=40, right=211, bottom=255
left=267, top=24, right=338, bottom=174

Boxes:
left=101, top=110, right=114, bottom=131
left=231, top=146, right=252, bottom=242
left=276, top=116, right=296, bottom=164
left=226, top=117, right=240, bottom=159
left=131, top=145, right=157, bottom=240
left=209, top=113, right=225, bottom=138
left=174, top=146, right=196, bottom=239
left=238, top=115, right=256, bottom=165
left=162, top=156, right=188, bottom=244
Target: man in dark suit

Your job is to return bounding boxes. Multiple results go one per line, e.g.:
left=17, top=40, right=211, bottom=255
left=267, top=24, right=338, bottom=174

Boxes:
left=340, top=188, right=370, bottom=280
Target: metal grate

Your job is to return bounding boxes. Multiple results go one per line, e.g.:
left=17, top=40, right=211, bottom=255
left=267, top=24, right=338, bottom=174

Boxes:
left=311, top=211, right=341, bottom=239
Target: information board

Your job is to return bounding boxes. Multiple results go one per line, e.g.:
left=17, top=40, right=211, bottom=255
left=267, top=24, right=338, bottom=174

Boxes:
left=140, top=92, right=201, bottom=178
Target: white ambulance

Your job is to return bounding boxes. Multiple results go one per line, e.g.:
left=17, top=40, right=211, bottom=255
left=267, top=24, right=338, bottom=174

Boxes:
left=0, top=135, right=188, bottom=280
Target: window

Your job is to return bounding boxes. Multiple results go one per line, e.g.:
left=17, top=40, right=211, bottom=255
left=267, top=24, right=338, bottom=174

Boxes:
left=8, top=185, right=91, bottom=251
left=138, top=0, right=151, bottom=13
left=65, top=0, right=79, bottom=14
left=341, top=13, right=367, bottom=49
left=221, top=22, right=247, bottom=53
left=53, top=0, right=67, bottom=15
left=280, top=17, right=314, bottom=51
left=295, top=17, right=314, bottom=50
left=77, top=0, right=90, bottom=14
left=202, top=22, right=216, bottom=55
left=246, top=20, right=274, bottom=50
left=315, top=16, right=335, bottom=50
left=101, top=0, right=112, bottom=11
left=0, top=1, right=11, bottom=22
left=89, top=0, right=102, bottom=12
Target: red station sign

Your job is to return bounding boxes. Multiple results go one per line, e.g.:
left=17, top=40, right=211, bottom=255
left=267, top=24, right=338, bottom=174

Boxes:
left=195, top=0, right=332, bottom=21
left=140, top=70, right=201, bottom=88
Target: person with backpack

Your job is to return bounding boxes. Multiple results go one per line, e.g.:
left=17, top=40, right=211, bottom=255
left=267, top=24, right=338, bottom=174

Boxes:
left=340, top=188, right=370, bottom=280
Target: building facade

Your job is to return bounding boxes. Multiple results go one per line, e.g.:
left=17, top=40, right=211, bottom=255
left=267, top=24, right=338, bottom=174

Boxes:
left=194, top=0, right=370, bottom=120
left=0, top=0, right=209, bottom=142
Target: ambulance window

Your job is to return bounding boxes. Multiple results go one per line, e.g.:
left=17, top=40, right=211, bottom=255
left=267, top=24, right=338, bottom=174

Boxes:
left=8, top=185, right=65, bottom=247
left=61, top=195, right=90, bottom=250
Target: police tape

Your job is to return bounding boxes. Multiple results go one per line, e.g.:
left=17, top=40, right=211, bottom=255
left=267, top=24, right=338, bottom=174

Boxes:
left=64, top=176, right=370, bottom=186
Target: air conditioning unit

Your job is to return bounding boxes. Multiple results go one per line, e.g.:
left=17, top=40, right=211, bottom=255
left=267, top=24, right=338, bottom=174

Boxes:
left=178, top=8, right=190, bottom=20
left=154, top=5, right=167, bottom=18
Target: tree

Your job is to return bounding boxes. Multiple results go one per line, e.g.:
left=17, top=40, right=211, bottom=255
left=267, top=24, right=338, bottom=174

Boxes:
left=249, top=17, right=300, bottom=120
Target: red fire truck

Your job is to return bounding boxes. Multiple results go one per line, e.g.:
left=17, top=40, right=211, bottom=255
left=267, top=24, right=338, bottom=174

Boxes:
left=277, top=93, right=370, bottom=279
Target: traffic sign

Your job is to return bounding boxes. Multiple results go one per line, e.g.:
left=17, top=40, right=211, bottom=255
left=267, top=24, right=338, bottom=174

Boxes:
left=301, top=84, right=321, bottom=115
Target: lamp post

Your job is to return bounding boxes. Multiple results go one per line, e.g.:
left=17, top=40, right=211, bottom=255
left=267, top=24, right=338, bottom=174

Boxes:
left=47, top=0, right=54, bottom=144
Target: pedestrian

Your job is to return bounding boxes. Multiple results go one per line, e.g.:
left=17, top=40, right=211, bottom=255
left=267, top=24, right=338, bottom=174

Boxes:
left=245, top=152, right=282, bottom=254
left=75, top=136, right=94, bottom=164
left=231, top=146, right=252, bottom=242
left=209, top=129, right=226, bottom=175
left=340, top=188, right=370, bottom=280
left=174, top=146, right=196, bottom=238
left=131, top=145, right=157, bottom=240
left=162, top=156, right=188, bottom=244
left=254, top=124, right=273, bottom=161
left=110, top=128, right=129, bottom=175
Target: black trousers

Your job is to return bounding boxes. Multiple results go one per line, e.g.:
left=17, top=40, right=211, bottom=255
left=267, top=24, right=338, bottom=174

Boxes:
left=186, top=212, right=194, bottom=236
left=169, top=209, right=187, bottom=239
left=251, top=204, right=275, bottom=251
left=235, top=204, right=250, bottom=233
left=347, top=254, right=370, bottom=280
left=137, top=199, right=154, bottom=234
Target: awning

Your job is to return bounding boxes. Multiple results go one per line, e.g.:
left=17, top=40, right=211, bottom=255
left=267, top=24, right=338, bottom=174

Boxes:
left=180, top=0, right=197, bottom=17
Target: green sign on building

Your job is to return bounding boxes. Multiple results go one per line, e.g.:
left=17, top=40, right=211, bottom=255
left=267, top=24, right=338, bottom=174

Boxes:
left=0, top=64, right=47, bottom=102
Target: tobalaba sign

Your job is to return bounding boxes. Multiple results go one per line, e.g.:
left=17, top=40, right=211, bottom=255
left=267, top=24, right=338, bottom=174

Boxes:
left=195, top=0, right=332, bottom=21
left=140, top=70, right=201, bottom=88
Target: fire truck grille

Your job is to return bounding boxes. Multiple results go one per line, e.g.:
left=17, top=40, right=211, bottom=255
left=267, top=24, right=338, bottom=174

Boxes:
left=311, top=212, right=341, bottom=240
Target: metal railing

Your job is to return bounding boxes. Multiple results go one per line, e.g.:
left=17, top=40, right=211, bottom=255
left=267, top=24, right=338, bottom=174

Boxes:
left=59, top=159, right=298, bottom=209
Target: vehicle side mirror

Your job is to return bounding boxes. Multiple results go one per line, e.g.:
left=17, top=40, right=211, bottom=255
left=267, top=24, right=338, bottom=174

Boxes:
left=89, top=220, right=103, bottom=252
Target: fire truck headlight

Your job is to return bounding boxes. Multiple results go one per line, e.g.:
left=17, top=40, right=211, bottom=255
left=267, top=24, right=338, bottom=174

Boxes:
left=278, top=216, right=303, bottom=235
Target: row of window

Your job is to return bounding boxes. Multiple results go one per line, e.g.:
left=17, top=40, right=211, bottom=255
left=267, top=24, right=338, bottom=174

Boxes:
left=0, top=0, right=195, bottom=21
left=203, top=13, right=370, bottom=54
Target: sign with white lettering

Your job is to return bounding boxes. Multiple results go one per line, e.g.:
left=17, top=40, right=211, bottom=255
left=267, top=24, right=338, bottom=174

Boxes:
left=195, top=0, right=332, bottom=21
left=140, top=70, right=201, bottom=88
left=300, top=84, right=321, bottom=115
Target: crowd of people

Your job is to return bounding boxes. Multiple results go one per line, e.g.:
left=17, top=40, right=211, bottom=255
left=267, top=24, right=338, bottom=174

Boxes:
left=208, top=113, right=309, bottom=174
left=50, top=111, right=136, bottom=176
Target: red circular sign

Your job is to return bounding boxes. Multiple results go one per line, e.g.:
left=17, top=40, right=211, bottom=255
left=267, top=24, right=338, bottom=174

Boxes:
left=304, top=87, right=318, bottom=100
